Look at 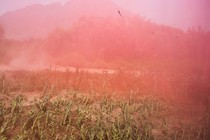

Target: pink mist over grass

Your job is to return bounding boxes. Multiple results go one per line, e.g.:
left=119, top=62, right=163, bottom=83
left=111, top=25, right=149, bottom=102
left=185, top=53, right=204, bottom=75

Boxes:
left=0, top=0, right=209, bottom=104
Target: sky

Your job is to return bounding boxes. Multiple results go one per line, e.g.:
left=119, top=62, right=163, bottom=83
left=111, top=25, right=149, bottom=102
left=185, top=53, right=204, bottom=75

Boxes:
left=0, top=0, right=209, bottom=30
left=0, top=0, right=68, bottom=15
left=113, top=0, right=210, bottom=30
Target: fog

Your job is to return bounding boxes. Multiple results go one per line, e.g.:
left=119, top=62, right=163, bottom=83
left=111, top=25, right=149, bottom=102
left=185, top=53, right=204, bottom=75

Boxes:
left=0, top=0, right=210, bottom=103
left=113, top=0, right=210, bottom=30
left=1, top=0, right=209, bottom=30
left=1, top=1, right=210, bottom=139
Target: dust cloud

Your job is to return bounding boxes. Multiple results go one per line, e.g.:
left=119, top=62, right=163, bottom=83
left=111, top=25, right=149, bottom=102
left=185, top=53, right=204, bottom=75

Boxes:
left=0, top=0, right=210, bottom=103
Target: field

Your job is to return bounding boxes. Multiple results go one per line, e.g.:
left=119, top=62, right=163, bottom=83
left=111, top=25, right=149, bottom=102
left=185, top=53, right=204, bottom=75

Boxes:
left=0, top=0, right=210, bottom=139
left=0, top=69, right=209, bottom=140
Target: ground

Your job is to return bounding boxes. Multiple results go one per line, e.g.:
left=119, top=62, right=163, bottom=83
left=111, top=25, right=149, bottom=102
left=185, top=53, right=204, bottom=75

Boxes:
left=0, top=69, right=209, bottom=140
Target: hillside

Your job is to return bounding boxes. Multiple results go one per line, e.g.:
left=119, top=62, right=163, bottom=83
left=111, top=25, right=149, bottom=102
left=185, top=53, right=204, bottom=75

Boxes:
left=0, top=0, right=209, bottom=72
left=0, top=0, right=125, bottom=39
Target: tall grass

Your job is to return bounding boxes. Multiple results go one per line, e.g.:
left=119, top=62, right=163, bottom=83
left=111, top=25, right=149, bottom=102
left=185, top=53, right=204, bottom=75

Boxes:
left=0, top=70, right=209, bottom=139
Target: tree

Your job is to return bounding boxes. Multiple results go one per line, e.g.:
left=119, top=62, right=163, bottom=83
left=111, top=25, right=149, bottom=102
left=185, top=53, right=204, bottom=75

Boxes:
left=0, top=25, right=5, bottom=40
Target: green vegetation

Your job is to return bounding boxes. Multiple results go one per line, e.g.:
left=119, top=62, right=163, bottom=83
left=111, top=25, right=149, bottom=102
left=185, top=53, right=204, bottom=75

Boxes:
left=0, top=70, right=209, bottom=140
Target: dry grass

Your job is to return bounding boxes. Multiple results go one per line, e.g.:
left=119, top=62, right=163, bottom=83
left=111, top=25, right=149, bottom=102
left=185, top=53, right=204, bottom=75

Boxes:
left=0, top=69, right=209, bottom=140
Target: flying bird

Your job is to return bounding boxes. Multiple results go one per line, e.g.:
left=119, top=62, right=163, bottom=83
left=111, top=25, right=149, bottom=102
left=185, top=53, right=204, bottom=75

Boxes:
left=118, top=10, right=123, bottom=17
